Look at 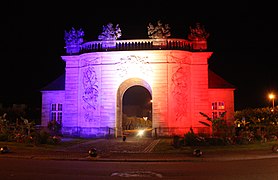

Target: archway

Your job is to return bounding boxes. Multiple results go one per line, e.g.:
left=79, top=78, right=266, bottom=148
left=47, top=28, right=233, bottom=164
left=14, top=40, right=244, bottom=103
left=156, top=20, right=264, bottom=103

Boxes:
left=116, top=78, right=152, bottom=137
left=122, top=85, right=152, bottom=136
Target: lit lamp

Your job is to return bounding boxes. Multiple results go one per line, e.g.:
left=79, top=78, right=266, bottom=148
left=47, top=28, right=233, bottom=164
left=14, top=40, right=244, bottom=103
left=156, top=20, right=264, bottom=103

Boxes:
left=269, top=93, right=275, bottom=112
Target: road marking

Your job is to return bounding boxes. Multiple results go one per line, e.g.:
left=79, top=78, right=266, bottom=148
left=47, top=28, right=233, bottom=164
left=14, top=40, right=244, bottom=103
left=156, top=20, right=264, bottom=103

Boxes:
left=111, top=171, right=163, bottom=178
left=143, top=139, right=161, bottom=153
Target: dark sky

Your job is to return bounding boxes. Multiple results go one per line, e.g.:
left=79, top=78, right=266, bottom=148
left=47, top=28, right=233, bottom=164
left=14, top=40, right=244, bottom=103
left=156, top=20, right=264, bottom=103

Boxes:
left=2, top=1, right=278, bottom=110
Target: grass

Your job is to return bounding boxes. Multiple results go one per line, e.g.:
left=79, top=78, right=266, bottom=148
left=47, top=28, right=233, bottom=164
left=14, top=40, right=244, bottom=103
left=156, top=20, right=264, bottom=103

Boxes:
left=152, top=138, right=193, bottom=153
left=0, top=137, right=91, bottom=151
left=153, top=137, right=278, bottom=153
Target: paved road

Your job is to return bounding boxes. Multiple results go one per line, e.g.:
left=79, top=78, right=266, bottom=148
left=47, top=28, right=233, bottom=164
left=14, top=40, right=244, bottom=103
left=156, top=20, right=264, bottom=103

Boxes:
left=2, top=157, right=278, bottom=179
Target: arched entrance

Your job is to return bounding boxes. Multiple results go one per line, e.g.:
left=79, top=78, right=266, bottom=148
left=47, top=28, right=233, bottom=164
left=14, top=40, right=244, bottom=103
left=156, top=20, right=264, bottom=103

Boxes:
left=116, top=78, right=152, bottom=137
left=122, top=85, right=152, bottom=136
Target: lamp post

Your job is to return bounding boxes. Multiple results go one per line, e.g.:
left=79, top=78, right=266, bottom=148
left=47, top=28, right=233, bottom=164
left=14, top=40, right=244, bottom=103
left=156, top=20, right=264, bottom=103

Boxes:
left=269, top=93, right=275, bottom=112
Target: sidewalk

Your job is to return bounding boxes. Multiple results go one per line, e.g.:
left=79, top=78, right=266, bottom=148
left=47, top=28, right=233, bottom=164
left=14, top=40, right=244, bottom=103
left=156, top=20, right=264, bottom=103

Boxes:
left=1, top=137, right=278, bottom=162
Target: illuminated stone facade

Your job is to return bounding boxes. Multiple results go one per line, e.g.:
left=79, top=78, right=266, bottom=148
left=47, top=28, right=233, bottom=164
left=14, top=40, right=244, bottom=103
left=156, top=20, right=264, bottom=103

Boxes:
left=41, top=23, right=235, bottom=138
left=41, top=38, right=235, bottom=138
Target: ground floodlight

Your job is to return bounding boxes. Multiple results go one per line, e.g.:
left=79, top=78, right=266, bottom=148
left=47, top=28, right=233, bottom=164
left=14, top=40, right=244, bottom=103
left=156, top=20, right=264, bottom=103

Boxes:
left=0, top=146, right=10, bottom=154
left=193, top=149, right=202, bottom=157
left=89, top=148, right=97, bottom=157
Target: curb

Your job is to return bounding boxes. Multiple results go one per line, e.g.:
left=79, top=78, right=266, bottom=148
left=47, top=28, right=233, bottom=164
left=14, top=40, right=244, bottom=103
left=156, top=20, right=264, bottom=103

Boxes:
left=2, top=153, right=278, bottom=162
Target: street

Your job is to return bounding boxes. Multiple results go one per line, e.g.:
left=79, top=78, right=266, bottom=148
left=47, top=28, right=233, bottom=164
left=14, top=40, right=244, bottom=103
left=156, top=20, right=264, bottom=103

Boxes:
left=1, top=157, right=278, bottom=179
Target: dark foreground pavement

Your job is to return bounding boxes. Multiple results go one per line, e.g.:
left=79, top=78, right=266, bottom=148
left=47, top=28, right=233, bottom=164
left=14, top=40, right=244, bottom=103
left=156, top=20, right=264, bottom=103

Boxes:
left=1, top=137, right=278, bottom=162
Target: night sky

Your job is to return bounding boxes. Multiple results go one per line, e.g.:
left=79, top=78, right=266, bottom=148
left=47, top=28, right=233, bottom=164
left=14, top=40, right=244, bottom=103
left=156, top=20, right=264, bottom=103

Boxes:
left=3, top=1, right=278, bottom=110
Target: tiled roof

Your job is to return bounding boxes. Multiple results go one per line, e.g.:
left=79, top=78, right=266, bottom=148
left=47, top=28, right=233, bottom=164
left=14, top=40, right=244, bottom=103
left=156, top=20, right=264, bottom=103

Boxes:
left=208, top=69, right=236, bottom=89
left=40, top=73, right=65, bottom=91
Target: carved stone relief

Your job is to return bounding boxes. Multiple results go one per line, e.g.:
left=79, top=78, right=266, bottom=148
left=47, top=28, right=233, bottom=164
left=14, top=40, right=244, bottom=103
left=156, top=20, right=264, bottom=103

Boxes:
left=117, top=55, right=152, bottom=77
left=82, top=66, right=99, bottom=122
left=171, top=65, right=189, bottom=121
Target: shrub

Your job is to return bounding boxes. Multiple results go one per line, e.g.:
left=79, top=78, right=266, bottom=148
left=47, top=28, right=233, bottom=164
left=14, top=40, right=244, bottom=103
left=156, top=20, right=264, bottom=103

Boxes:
left=38, top=130, right=51, bottom=144
left=172, top=135, right=181, bottom=148
left=206, top=137, right=226, bottom=145
left=0, top=134, right=8, bottom=141
left=184, top=131, right=197, bottom=146
left=183, top=128, right=206, bottom=146
left=47, top=120, right=62, bottom=135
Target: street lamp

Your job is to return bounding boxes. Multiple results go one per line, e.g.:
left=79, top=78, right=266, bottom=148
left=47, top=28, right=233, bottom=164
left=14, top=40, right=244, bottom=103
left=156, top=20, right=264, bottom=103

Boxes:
left=269, top=93, right=275, bottom=112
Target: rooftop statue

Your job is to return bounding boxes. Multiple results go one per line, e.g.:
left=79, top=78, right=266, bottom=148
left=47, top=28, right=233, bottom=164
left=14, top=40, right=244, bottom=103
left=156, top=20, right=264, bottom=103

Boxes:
left=64, top=27, right=85, bottom=46
left=147, top=20, right=171, bottom=39
left=98, top=22, right=122, bottom=41
left=188, top=22, right=209, bottom=41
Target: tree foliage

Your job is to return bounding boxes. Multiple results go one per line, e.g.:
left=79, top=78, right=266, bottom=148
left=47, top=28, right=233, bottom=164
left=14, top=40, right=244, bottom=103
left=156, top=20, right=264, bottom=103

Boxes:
left=234, top=106, right=278, bottom=139
left=199, top=111, right=233, bottom=138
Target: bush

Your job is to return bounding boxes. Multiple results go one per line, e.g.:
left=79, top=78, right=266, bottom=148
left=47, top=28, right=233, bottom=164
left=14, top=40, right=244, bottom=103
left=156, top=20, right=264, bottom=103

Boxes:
left=0, top=134, right=8, bottom=141
left=47, top=120, right=62, bottom=135
left=184, top=131, right=197, bottom=146
left=172, top=135, right=181, bottom=148
left=183, top=128, right=207, bottom=146
left=38, top=130, right=51, bottom=144
left=206, top=137, right=226, bottom=145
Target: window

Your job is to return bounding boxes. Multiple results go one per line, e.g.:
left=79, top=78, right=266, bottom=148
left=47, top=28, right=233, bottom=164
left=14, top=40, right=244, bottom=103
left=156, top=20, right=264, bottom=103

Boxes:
left=212, top=102, right=217, bottom=110
left=211, top=101, right=225, bottom=119
left=218, top=102, right=225, bottom=110
left=51, top=103, right=62, bottom=124
left=212, top=101, right=225, bottom=110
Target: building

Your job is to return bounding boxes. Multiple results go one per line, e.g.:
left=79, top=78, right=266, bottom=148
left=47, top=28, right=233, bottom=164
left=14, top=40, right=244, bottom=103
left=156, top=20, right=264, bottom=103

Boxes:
left=41, top=22, right=235, bottom=138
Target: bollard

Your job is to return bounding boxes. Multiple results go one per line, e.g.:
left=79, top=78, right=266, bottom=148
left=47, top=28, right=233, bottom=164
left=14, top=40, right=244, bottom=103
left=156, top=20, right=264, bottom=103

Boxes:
left=272, top=145, right=278, bottom=153
left=88, top=148, right=97, bottom=157
left=123, top=135, right=126, bottom=142
left=193, top=149, right=202, bottom=157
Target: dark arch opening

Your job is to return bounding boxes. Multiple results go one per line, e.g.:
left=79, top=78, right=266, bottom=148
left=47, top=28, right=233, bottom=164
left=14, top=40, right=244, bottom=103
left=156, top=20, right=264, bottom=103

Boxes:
left=122, top=85, right=152, bottom=135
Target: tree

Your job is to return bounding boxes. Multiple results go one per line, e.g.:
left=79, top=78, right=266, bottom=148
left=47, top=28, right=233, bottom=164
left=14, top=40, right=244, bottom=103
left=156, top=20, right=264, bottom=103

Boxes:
left=199, top=111, right=232, bottom=138
left=234, top=107, right=278, bottom=140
